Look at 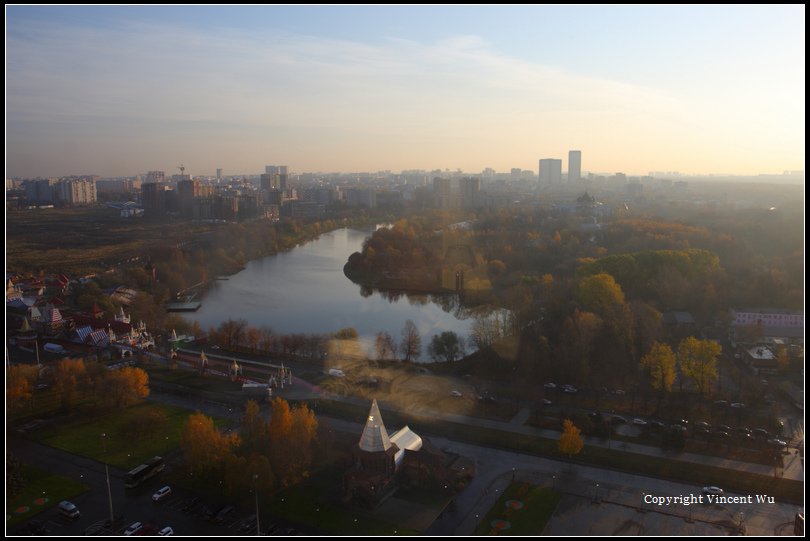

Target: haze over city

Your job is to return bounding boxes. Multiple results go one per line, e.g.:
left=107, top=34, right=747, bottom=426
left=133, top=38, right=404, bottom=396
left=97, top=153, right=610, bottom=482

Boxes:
left=6, top=5, right=805, bottom=178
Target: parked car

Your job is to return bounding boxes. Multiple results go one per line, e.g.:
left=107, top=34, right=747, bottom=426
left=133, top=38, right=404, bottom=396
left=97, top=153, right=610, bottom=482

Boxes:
left=753, top=428, right=770, bottom=439
left=124, top=522, right=143, bottom=536
left=152, top=486, right=172, bottom=502
left=632, top=418, right=647, bottom=426
left=544, top=382, right=556, bottom=389
left=702, top=486, right=724, bottom=496
left=730, top=402, right=745, bottom=409
left=649, top=421, right=665, bottom=430
left=540, top=398, right=552, bottom=405
left=768, top=438, right=787, bottom=448
left=713, top=400, right=728, bottom=407
left=158, top=526, right=174, bottom=536
left=562, top=385, right=578, bottom=394
left=449, top=390, right=462, bottom=398
left=58, top=500, right=80, bottom=519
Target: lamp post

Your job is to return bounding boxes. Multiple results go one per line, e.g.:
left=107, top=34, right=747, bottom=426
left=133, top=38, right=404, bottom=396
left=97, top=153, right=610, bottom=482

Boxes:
left=102, top=433, right=114, bottom=524
left=253, top=474, right=261, bottom=536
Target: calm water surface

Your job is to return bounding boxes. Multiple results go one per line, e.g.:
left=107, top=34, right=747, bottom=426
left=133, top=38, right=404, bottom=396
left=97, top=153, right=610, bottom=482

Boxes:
left=183, top=228, right=471, bottom=356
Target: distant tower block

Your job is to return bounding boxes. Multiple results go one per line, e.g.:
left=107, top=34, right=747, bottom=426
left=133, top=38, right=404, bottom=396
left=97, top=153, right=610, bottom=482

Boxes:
left=539, top=159, right=562, bottom=184
left=568, top=150, right=581, bottom=182
left=216, top=168, right=223, bottom=181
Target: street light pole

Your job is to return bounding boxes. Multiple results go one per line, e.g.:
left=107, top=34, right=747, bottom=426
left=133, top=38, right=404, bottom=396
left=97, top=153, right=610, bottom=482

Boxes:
left=102, top=433, right=114, bottom=524
left=253, top=474, right=261, bottom=536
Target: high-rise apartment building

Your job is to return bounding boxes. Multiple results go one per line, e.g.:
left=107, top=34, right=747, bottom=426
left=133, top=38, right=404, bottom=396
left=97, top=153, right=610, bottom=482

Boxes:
left=433, top=177, right=452, bottom=209
left=263, top=165, right=288, bottom=191
left=145, top=171, right=165, bottom=184
left=459, top=177, right=480, bottom=209
left=568, top=150, right=581, bottom=182
left=539, top=159, right=562, bottom=184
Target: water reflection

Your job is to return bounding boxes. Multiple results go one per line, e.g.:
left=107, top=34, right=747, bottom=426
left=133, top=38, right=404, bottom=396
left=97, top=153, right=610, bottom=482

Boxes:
left=183, top=228, right=472, bottom=357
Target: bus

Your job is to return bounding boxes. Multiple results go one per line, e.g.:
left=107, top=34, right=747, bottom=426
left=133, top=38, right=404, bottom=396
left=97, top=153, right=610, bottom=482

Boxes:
left=125, top=456, right=165, bottom=488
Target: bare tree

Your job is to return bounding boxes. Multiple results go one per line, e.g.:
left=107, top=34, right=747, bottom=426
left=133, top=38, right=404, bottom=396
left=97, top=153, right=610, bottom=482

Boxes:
left=400, top=320, right=421, bottom=362
left=374, top=331, right=397, bottom=361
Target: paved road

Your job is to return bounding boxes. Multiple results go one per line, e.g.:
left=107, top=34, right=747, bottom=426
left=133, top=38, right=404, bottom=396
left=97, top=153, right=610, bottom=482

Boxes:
left=154, top=348, right=804, bottom=483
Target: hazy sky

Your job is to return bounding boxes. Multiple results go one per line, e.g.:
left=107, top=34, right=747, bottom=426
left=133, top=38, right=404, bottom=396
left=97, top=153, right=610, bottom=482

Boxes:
left=6, top=6, right=805, bottom=178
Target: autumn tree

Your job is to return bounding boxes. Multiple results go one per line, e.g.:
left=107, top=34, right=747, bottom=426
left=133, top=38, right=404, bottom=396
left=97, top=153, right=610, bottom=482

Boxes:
left=374, top=331, right=397, bottom=361
left=241, top=399, right=268, bottom=453
left=267, top=397, right=318, bottom=487
left=640, top=342, right=676, bottom=393
left=245, top=326, right=261, bottom=353
left=181, top=412, right=240, bottom=475
left=400, top=320, right=422, bottom=362
left=105, top=366, right=150, bottom=408
left=223, top=453, right=275, bottom=501
left=258, top=326, right=275, bottom=353
left=428, top=331, right=465, bottom=363
left=559, top=310, right=603, bottom=384
left=54, top=358, right=87, bottom=412
left=677, top=337, right=721, bottom=396
left=559, top=419, right=584, bottom=460
left=219, top=318, right=248, bottom=350
left=470, top=311, right=509, bottom=350
left=7, top=365, right=39, bottom=412
left=577, top=273, right=625, bottom=317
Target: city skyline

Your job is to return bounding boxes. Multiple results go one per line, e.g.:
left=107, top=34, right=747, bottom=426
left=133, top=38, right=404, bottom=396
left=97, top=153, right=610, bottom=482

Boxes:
left=6, top=6, right=805, bottom=178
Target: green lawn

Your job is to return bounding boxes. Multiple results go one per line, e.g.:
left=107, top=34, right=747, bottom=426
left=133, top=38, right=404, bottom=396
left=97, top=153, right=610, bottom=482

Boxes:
left=474, top=482, right=561, bottom=535
left=267, top=468, right=419, bottom=535
left=147, top=365, right=245, bottom=394
left=6, top=464, right=86, bottom=528
left=34, top=401, right=193, bottom=469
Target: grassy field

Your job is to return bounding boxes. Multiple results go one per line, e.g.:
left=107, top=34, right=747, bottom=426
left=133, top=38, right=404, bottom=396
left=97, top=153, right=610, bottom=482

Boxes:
left=6, top=206, right=213, bottom=275
left=474, top=482, right=561, bottom=535
left=266, top=468, right=420, bottom=535
left=6, top=464, right=87, bottom=528
left=147, top=365, right=245, bottom=394
left=34, top=401, right=194, bottom=469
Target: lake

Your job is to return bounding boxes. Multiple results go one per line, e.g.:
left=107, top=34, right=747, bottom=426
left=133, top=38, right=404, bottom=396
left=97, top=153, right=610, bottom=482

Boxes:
left=182, top=227, right=472, bottom=358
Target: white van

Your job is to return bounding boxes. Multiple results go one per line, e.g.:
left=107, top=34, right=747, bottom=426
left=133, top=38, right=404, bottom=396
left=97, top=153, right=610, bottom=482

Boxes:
left=58, top=500, right=80, bottom=519
left=152, top=485, right=172, bottom=502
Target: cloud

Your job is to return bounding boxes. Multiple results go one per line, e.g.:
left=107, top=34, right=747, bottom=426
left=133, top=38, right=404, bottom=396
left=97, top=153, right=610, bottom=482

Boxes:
left=5, top=16, right=802, bottom=176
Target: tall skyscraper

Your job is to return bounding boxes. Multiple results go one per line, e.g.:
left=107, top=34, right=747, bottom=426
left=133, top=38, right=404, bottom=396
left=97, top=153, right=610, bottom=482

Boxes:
left=568, top=150, right=581, bottom=182
left=216, top=168, right=223, bottom=181
left=539, top=159, right=562, bottom=184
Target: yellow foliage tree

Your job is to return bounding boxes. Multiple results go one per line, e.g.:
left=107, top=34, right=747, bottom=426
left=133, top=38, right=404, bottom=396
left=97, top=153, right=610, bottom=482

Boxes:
left=267, top=397, right=318, bottom=487
left=54, top=358, right=87, bottom=411
left=577, top=273, right=626, bottom=317
left=181, top=412, right=241, bottom=475
left=105, top=366, right=150, bottom=408
left=7, top=365, right=39, bottom=411
left=640, top=342, right=676, bottom=392
left=677, top=337, right=721, bottom=396
left=559, top=419, right=584, bottom=460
